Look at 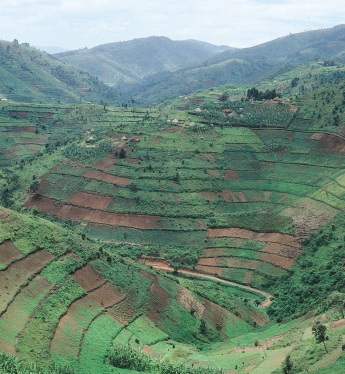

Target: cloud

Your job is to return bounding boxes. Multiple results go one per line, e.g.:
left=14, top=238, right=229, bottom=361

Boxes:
left=0, top=0, right=344, bottom=49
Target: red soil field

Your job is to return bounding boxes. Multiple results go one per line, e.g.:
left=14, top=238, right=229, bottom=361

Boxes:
left=207, top=228, right=301, bottom=248
left=260, top=242, right=301, bottom=259
left=198, top=191, right=219, bottom=201
left=93, top=154, right=117, bottom=171
left=18, top=138, right=46, bottom=144
left=7, top=111, right=29, bottom=119
left=159, top=126, right=181, bottom=133
left=317, top=134, right=345, bottom=153
left=201, top=298, right=234, bottom=337
left=50, top=294, right=101, bottom=359
left=197, top=257, right=217, bottom=266
left=139, top=258, right=173, bottom=271
left=0, top=240, right=22, bottom=267
left=24, top=195, right=62, bottom=215
left=141, top=270, right=171, bottom=323
left=149, top=137, right=162, bottom=142
left=216, top=257, right=259, bottom=270
left=203, top=153, right=215, bottom=162
left=200, top=248, right=227, bottom=257
left=195, top=265, right=222, bottom=276
left=243, top=271, right=254, bottom=284
left=222, top=190, right=239, bottom=202
left=89, top=282, right=125, bottom=307
left=23, top=144, right=41, bottom=155
left=176, top=286, right=204, bottom=318
left=0, top=250, right=54, bottom=314
left=235, top=192, right=247, bottom=202
left=67, top=191, right=112, bottom=211
left=260, top=253, right=295, bottom=269
left=71, top=265, right=106, bottom=291
left=83, top=170, right=131, bottom=186
left=207, top=169, right=220, bottom=177
left=224, top=170, right=240, bottom=180
left=5, top=125, right=35, bottom=132
left=111, top=298, right=137, bottom=324
left=0, top=275, right=52, bottom=355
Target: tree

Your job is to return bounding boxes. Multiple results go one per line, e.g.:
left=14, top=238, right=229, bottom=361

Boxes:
left=30, top=180, right=40, bottom=193
left=329, top=291, right=345, bottom=319
left=119, top=147, right=126, bottom=159
left=312, top=322, right=329, bottom=353
left=199, top=319, right=207, bottom=335
left=103, top=102, right=108, bottom=111
left=282, top=355, right=293, bottom=374
left=218, top=92, right=229, bottom=102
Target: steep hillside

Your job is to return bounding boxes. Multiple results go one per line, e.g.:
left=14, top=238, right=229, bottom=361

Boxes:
left=54, top=36, right=232, bottom=90
left=125, top=25, right=345, bottom=104
left=0, top=40, right=120, bottom=105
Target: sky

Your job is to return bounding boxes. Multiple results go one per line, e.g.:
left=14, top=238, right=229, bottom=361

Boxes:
left=0, top=0, right=344, bottom=50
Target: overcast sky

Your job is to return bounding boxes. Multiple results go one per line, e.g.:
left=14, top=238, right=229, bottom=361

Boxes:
left=1, top=0, right=344, bottom=50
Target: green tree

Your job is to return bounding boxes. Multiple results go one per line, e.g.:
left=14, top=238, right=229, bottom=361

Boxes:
left=30, top=180, right=40, bottom=193
left=282, top=355, right=293, bottom=374
left=329, top=291, right=345, bottom=319
left=312, top=322, right=329, bottom=353
left=199, top=319, right=207, bottom=335
left=119, top=147, right=126, bottom=159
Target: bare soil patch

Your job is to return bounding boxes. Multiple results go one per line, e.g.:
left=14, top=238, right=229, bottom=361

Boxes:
left=235, top=192, right=246, bottom=202
left=197, top=257, right=217, bottom=266
left=195, top=265, right=222, bottom=276
left=260, top=253, right=294, bottom=269
left=67, top=191, right=112, bottom=210
left=111, top=298, right=137, bottom=324
left=93, top=154, right=117, bottom=171
left=7, top=112, right=29, bottom=119
left=224, top=170, right=240, bottom=180
left=139, top=258, right=173, bottom=271
left=309, top=133, right=324, bottom=141
left=200, top=248, right=226, bottom=257
left=57, top=205, right=89, bottom=221
left=217, top=257, right=259, bottom=270
left=207, top=228, right=300, bottom=248
left=71, top=265, right=106, bottom=291
left=0, top=250, right=54, bottom=314
left=23, top=144, right=41, bottom=155
left=329, top=318, right=345, bottom=329
left=222, top=190, right=239, bottom=202
left=0, top=240, right=22, bottom=267
left=201, top=298, right=229, bottom=339
left=149, top=137, right=162, bottom=142
left=280, top=197, right=337, bottom=240
left=260, top=243, right=301, bottom=258
left=248, top=309, right=270, bottom=326
left=142, top=345, right=163, bottom=358
left=141, top=270, right=171, bottom=323
left=243, top=271, right=254, bottom=284
left=84, top=170, right=131, bottom=186
left=203, top=153, right=215, bottom=162
left=89, top=282, right=125, bottom=307
left=24, top=195, right=61, bottom=214
left=317, top=134, right=345, bottom=153
left=207, top=169, right=220, bottom=177
left=18, top=138, right=46, bottom=144
left=176, top=286, right=205, bottom=318
left=160, top=126, right=181, bottom=133
left=198, top=191, right=219, bottom=201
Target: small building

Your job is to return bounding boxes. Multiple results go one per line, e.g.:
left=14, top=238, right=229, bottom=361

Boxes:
left=189, top=122, right=195, bottom=127
left=121, top=136, right=128, bottom=141
left=1, top=98, right=9, bottom=102
left=172, top=119, right=179, bottom=124
left=86, top=136, right=94, bottom=143
left=194, top=108, right=202, bottom=113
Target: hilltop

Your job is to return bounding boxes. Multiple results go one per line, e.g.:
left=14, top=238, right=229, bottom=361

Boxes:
left=54, top=36, right=232, bottom=91
left=0, top=40, right=120, bottom=105
left=122, top=25, right=345, bottom=104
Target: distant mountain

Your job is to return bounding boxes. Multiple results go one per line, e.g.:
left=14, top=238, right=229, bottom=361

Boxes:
left=0, top=40, right=120, bottom=104
left=53, top=36, right=234, bottom=89
left=123, top=25, right=345, bottom=104
left=35, top=46, right=69, bottom=54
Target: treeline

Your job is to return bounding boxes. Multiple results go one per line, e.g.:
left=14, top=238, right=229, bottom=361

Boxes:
left=247, top=87, right=281, bottom=101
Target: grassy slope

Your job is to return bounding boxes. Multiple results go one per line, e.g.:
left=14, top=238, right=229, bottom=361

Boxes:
left=0, top=41, right=120, bottom=105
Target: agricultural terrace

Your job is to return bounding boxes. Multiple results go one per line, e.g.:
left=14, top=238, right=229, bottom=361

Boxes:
left=0, top=206, right=268, bottom=373
left=23, top=110, right=345, bottom=289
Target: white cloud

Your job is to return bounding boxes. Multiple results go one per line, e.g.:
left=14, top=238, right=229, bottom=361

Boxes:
left=0, top=0, right=344, bottom=49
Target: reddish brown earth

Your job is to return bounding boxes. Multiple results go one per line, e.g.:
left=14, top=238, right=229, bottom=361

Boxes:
left=216, top=257, right=259, bottom=270
left=141, top=270, right=171, bottom=323
left=7, top=111, right=29, bottom=119
left=23, top=144, right=41, bottom=154
left=261, top=243, right=301, bottom=259
left=222, top=190, right=239, bottom=202
left=197, top=258, right=217, bottom=266
left=0, top=250, right=54, bottom=314
left=159, top=126, right=181, bottom=133
left=18, top=138, right=46, bottom=144
left=198, top=191, right=219, bottom=201
left=93, top=154, right=117, bottom=171
left=235, top=192, right=247, bottom=202
left=0, top=240, right=22, bottom=267
left=207, top=169, right=220, bottom=177
left=71, top=265, right=107, bottom=291
left=5, top=125, right=35, bottom=132
left=207, top=228, right=300, bottom=248
left=89, top=282, right=125, bottom=307
left=67, top=191, right=112, bottom=210
left=111, top=297, right=137, bottom=324
left=260, top=253, right=295, bottom=269
left=84, top=170, right=131, bottom=186
left=195, top=265, right=222, bottom=276
left=25, top=195, right=61, bottom=214
left=224, top=170, right=240, bottom=180
left=200, top=248, right=227, bottom=257
left=317, top=134, right=345, bottom=153
left=243, top=271, right=254, bottom=284
left=149, top=137, right=162, bottom=142
left=203, top=153, right=215, bottom=162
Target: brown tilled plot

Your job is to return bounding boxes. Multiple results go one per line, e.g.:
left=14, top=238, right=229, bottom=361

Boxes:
left=195, top=265, right=222, bottom=276
left=197, top=258, right=217, bottom=266
left=0, top=240, right=22, bottom=267
left=259, top=253, right=295, bottom=269
left=71, top=265, right=106, bottom=291
left=67, top=191, right=112, bottom=211
left=200, top=248, right=227, bottom=257
left=260, top=242, right=301, bottom=259
left=222, top=190, right=239, bottom=202
left=207, top=228, right=300, bottom=248
left=176, top=286, right=204, bottom=318
left=198, top=192, right=219, bottom=201
left=24, top=195, right=61, bottom=214
left=0, top=275, right=52, bottom=355
left=207, top=169, right=220, bottom=177
left=84, top=170, right=131, bottom=186
left=216, top=257, right=259, bottom=270
left=93, top=154, right=117, bottom=171
left=317, top=134, right=345, bottom=153
left=89, top=282, right=125, bottom=307
left=0, top=250, right=54, bottom=314
left=224, top=170, right=240, bottom=180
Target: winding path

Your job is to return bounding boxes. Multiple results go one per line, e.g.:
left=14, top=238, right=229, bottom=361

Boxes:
left=139, top=258, right=273, bottom=308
